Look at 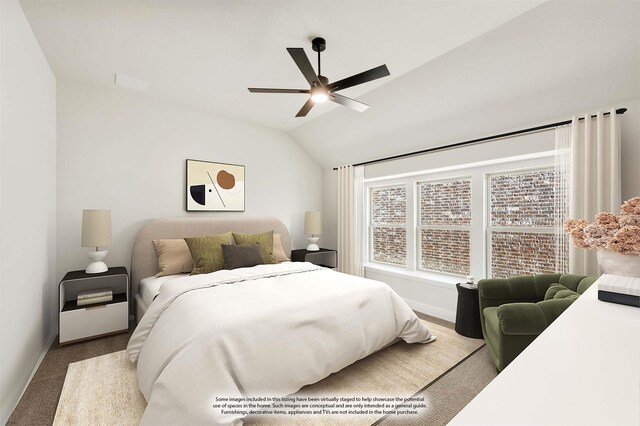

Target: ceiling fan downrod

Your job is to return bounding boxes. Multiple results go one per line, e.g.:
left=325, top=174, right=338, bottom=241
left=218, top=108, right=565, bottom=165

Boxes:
left=312, top=37, right=326, bottom=83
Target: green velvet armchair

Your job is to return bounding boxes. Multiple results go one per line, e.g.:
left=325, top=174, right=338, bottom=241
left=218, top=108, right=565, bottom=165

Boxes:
left=478, top=273, right=597, bottom=372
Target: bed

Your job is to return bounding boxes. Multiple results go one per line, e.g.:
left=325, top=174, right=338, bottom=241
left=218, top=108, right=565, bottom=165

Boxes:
left=126, top=217, right=433, bottom=425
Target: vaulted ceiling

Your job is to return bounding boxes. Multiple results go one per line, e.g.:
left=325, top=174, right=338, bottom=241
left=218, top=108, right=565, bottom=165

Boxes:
left=20, top=0, right=544, bottom=130
left=290, top=0, right=640, bottom=168
left=20, top=0, right=640, bottom=168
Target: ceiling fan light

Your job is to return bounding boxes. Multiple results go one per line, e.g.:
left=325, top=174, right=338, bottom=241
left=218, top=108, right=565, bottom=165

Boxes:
left=310, top=87, right=329, bottom=103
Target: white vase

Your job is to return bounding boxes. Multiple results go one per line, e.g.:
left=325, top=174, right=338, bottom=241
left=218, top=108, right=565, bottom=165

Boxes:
left=596, top=249, right=640, bottom=278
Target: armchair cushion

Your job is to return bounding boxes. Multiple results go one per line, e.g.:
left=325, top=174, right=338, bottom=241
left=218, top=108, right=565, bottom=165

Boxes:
left=491, top=298, right=575, bottom=336
left=553, top=290, right=580, bottom=301
left=495, top=303, right=547, bottom=335
left=536, top=298, right=576, bottom=321
left=478, top=273, right=563, bottom=307
left=544, top=284, right=580, bottom=301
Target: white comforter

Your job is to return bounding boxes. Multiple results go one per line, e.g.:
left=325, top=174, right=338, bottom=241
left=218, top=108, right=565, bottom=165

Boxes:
left=126, top=262, right=432, bottom=425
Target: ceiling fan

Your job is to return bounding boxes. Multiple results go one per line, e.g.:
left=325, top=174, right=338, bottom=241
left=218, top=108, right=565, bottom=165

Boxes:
left=248, top=37, right=390, bottom=117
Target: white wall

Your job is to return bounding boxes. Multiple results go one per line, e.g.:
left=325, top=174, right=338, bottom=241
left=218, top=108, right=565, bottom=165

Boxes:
left=56, top=82, right=322, bottom=284
left=0, top=1, right=57, bottom=423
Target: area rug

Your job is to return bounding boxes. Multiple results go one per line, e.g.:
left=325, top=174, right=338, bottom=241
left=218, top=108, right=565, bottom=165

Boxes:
left=53, top=320, right=483, bottom=425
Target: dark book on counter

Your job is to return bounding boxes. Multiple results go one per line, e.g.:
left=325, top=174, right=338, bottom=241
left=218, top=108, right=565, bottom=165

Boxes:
left=598, top=290, right=640, bottom=308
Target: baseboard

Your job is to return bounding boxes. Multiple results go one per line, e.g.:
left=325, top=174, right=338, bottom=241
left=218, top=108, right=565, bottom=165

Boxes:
left=404, top=297, right=456, bottom=323
left=0, top=332, right=57, bottom=425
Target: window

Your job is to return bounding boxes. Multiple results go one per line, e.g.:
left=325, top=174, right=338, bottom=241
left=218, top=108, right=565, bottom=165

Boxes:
left=364, top=150, right=569, bottom=284
left=488, top=168, right=568, bottom=278
left=369, top=185, right=406, bottom=266
left=418, top=178, right=471, bottom=275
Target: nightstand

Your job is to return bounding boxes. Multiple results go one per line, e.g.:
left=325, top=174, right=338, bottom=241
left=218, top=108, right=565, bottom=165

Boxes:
left=454, top=283, right=483, bottom=339
left=291, top=248, right=337, bottom=269
left=58, top=267, right=129, bottom=345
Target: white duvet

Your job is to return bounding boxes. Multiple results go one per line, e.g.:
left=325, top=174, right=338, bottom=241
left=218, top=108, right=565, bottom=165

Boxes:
left=126, top=262, right=432, bottom=425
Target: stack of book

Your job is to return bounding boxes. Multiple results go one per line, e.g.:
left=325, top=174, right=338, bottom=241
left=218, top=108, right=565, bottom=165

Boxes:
left=598, top=275, right=640, bottom=308
left=77, top=288, right=113, bottom=306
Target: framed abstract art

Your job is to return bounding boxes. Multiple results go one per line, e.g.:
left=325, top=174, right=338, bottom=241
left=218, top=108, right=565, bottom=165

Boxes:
left=186, top=159, right=245, bottom=211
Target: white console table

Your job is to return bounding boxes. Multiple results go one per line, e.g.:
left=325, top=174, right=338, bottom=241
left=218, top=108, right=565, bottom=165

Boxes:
left=449, top=276, right=640, bottom=426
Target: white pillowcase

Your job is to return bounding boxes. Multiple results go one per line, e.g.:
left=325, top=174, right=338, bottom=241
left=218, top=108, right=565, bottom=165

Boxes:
left=139, top=274, right=188, bottom=307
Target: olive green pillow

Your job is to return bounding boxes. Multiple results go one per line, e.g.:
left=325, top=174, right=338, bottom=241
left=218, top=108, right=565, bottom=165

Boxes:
left=544, top=284, right=580, bottom=301
left=544, top=284, right=568, bottom=300
left=184, top=232, right=235, bottom=275
left=232, top=231, right=276, bottom=264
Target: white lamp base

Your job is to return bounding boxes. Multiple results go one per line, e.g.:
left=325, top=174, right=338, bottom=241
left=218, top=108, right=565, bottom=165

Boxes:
left=306, top=236, right=320, bottom=251
left=86, top=250, right=108, bottom=274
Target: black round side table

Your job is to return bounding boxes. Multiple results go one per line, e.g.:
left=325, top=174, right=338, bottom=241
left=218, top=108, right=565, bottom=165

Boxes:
left=454, top=283, right=484, bottom=339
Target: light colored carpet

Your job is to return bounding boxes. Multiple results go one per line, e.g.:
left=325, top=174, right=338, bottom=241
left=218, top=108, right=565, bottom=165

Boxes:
left=53, top=350, right=145, bottom=426
left=54, top=320, right=483, bottom=425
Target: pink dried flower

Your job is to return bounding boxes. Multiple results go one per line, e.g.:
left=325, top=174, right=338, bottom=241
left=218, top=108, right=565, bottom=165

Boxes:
left=605, top=226, right=640, bottom=254
left=584, top=223, right=614, bottom=248
left=619, top=215, right=640, bottom=228
left=564, top=219, right=591, bottom=248
left=621, top=197, right=640, bottom=216
left=595, top=212, right=620, bottom=230
left=564, top=219, right=587, bottom=232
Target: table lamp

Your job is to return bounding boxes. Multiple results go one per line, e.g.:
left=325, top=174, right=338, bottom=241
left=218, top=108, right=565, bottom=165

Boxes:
left=304, top=211, right=321, bottom=251
left=81, top=209, right=112, bottom=273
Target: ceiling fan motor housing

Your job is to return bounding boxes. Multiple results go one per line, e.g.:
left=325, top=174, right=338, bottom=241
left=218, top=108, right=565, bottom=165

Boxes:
left=317, top=75, right=329, bottom=86
left=311, top=37, right=326, bottom=52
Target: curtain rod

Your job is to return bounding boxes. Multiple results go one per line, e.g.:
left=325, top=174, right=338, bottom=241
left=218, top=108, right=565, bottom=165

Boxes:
left=332, top=107, right=627, bottom=170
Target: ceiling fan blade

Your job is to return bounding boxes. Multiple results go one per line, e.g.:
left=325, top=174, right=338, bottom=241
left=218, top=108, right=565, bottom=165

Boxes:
left=295, top=98, right=314, bottom=117
left=330, top=94, right=369, bottom=112
left=287, top=48, right=322, bottom=87
left=248, top=88, right=310, bottom=94
left=328, top=64, right=390, bottom=92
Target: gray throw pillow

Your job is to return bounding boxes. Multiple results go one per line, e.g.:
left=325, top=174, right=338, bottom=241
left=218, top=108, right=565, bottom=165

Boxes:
left=221, top=244, right=265, bottom=270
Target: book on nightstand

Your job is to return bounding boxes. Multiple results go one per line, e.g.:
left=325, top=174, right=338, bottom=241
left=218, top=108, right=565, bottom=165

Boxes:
left=77, top=294, right=113, bottom=306
left=77, top=288, right=113, bottom=300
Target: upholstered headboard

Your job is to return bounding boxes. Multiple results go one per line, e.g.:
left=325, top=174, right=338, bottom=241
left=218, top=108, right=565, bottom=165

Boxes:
left=130, top=217, right=291, bottom=296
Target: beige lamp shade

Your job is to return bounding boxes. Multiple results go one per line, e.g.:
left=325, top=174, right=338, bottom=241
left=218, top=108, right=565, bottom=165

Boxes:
left=81, top=210, right=112, bottom=248
left=304, top=211, right=322, bottom=235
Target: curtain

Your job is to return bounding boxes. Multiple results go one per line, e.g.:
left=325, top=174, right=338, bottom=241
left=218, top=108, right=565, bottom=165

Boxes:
left=337, top=165, right=365, bottom=276
left=559, top=109, right=621, bottom=276
left=554, top=125, right=570, bottom=274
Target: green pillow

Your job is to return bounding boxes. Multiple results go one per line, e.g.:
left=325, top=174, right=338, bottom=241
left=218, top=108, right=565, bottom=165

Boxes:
left=544, top=283, right=580, bottom=301
left=184, top=232, right=235, bottom=275
left=544, top=284, right=568, bottom=300
left=232, top=231, right=276, bottom=264
left=554, top=289, right=580, bottom=301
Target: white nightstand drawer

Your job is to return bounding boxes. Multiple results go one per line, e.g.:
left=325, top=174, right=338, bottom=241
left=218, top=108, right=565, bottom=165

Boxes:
left=59, top=301, right=128, bottom=344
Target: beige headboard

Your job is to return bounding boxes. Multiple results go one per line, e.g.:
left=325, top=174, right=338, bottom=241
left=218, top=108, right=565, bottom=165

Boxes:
left=130, top=217, right=291, bottom=296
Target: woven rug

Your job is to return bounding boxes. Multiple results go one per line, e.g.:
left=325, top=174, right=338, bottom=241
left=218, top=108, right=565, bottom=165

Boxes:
left=53, top=320, right=483, bottom=425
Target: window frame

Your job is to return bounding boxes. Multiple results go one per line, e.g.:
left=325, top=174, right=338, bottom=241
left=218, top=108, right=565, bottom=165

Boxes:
left=416, top=176, right=472, bottom=277
left=367, top=182, right=409, bottom=267
left=363, top=151, right=560, bottom=286
left=484, top=165, right=562, bottom=278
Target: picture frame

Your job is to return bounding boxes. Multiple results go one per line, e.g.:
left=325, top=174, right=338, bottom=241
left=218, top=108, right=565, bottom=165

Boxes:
left=185, top=159, right=245, bottom=212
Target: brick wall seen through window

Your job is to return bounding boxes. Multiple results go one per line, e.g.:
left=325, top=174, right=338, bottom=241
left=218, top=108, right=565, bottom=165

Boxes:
left=419, top=179, right=471, bottom=275
left=370, top=186, right=407, bottom=266
left=489, top=169, right=568, bottom=278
